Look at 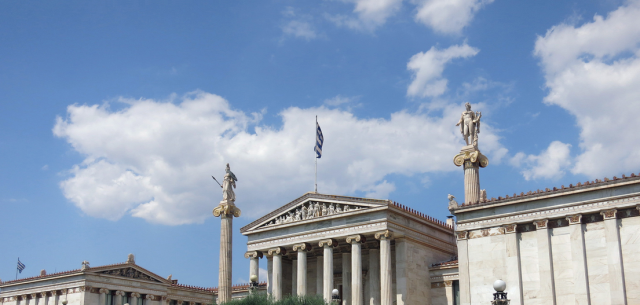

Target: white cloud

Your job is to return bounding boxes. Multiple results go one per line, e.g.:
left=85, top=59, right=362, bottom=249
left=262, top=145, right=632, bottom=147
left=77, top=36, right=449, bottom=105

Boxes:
left=282, top=20, right=318, bottom=40
left=327, top=0, right=403, bottom=31
left=510, top=141, right=572, bottom=180
left=411, top=0, right=494, bottom=35
left=259, top=268, right=268, bottom=282
left=53, top=91, right=505, bottom=225
left=534, top=0, right=640, bottom=178
left=407, top=44, right=479, bottom=98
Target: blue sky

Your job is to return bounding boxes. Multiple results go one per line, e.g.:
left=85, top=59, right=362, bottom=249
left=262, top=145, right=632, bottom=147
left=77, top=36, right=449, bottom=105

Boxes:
left=2, top=0, right=640, bottom=288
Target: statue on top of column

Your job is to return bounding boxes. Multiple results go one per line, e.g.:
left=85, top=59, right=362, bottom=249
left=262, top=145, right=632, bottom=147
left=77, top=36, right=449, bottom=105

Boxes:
left=456, top=102, right=482, bottom=147
left=222, top=163, right=237, bottom=202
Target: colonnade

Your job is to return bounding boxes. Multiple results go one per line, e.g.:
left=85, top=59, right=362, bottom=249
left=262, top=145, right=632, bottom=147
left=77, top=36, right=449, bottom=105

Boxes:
left=246, top=230, right=394, bottom=305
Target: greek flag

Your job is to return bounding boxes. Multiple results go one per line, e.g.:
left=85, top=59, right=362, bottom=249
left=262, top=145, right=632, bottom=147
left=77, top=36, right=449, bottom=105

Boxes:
left=315, top=122, right=324, bottom=158
left=17, top=258, right=25, bottom=273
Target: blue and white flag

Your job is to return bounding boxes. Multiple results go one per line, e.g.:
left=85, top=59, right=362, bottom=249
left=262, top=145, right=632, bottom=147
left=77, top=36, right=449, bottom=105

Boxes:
left=314, top=122, right=324, bottom=158
left=17, top=258, right=25, bottom=273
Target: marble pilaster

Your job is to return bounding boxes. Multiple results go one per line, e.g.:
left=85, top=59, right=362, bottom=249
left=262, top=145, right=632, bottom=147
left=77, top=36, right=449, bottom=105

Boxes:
left=456, top=231, right=471, bottom=305
left=503, top=224, right=523, bottom=305
left=347, top=235, right=365, bottom=305
left=293, top=243, right=312, bottom=296
left=375, top=230, right=393, bottom=305
left=268, top=247, right=286, bottom=301
left=319, top=239, right=337, bottom=303
left=601, top=209, right=627, bottom=305
left=368, top=248, right=381, bottom=305
left=566, top=214, right=591, bottom=305
left=534, top=219, right=556, bottom=305
left=444, top=281, right=454, bottom=305
left=47, top=291, right=57, bottom=305
left=267, top=255, right=273, bottom=296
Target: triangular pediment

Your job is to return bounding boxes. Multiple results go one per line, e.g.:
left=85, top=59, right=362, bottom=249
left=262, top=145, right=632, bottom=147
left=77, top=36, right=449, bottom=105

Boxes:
left=89, top=263, right=169, bottom=283
left=240, top=193, right=389, bottom=233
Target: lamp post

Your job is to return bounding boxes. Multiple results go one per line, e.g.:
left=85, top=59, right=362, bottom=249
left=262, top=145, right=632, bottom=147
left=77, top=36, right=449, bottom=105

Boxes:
left=331, top=289, right=340, bottom=305
left=491, top=279, right=510, bottom=305
left=249, top=274, right=259, bottom=294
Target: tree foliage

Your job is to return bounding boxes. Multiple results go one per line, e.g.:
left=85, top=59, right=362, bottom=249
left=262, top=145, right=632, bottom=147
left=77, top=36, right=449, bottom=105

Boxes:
left=222, top=293, right=328, bottom=305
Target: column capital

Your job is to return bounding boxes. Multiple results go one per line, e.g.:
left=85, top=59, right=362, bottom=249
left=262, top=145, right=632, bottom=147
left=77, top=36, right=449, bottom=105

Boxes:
left=533, top=219, right=549, bottom=229
left=30, top=293, right=37, bottom=299
left=39, top=292, right=47, bottom=298
left=567, top=214, right=583, bottom=225
left=244, top=250, right=263, bottom=259
left=131, top=292, right=141, bottom=298
left=145, top=294, right=156, bottom=300
left=213, top=202, right=241, bottom=218
left=600, top=209, right=617, bottom=220
left=318, top=239, right=338, bottom=248
left=98, top=288, right=109, bottom=294
left=268, top=247, right=286, bottom=256
left=115, top=290, right=126, bottom=296
left=346, top=234, right=366, bottom=244
left=444, top=280, right=453, bottom=287
left=456, top=230, right=469, bottom=240
left=374, top=230, right=394, bottom=240
left=503, top=224, right=517, bottom=234
left=292, top=242, right=312, bottom=252
left=49, top=290, right=59, bottom=296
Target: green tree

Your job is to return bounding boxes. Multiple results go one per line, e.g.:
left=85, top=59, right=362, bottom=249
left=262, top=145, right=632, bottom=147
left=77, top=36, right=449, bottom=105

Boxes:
left=222, top=294, right=328, bottom=305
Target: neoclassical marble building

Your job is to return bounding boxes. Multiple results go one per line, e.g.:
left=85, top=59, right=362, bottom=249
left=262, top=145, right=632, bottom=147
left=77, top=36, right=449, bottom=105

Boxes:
left=0, top=254, right=264, bottom=305
left=240, top=192, right=457, bottom=305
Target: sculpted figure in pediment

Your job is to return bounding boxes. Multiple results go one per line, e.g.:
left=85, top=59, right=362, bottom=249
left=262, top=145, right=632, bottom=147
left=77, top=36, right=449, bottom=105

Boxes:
left=322, top=203, right=328, bottom=216
left=301, top=205, right=308, bottom=220
left=329, top=203, right=335, bottom=215
left=336, top=204, right=342, bottom=213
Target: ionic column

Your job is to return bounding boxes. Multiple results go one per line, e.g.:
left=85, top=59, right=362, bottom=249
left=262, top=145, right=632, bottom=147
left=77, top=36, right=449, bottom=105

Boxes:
left=375, top=230, right=393, bottom=305
left=444, top=281, right=454, bottom=305
left=456, top=231, right=471, bottom=305
left=218, top=213, right=233, bottom=303
left=368, top=247, right=380, bottom=305
left=316, top=256, right=323, bottom=295
left=130, top=292, right=140, bottom=305
left=268, top=247, right=286, bottom=301
left=38, top=293, right=46, bottom=305
left=244, top=251, right=263, bottom=286
left=534, top=219, right=556, bottom=305
left=319, top=239, right=338, bottom=303
left=347, top=235, right=365, bottom=305
left=267, top=255, right=273, bottom=296
left=342, top=250, right=352, bottom=305
left=293, top=243, right=312, bottom=296
left=175, top=300, right=183, bottom=305
left=99, top=289, right=109, bottom=305
left=144, top=294, right=156, bottom=305
left=114, top=290, right=125, bottom=305
left=503, top=224, right=523, bottom=305
left=566, top=214, right=591, bottom=304
left=601, top=209, right=627, bottom=304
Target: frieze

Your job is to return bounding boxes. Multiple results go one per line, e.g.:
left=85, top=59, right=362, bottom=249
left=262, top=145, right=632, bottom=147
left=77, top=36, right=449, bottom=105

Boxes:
left=457, top=195, right=640, bottom=230
left=99, top=267, right=161, bottom=282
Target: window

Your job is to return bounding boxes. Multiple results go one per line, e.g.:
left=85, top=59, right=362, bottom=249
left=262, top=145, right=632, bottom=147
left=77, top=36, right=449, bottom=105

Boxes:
left=453, top=280, right=460, bottom=305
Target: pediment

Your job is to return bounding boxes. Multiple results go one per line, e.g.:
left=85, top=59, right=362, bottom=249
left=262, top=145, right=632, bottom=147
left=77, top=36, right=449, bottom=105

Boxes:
left=241, top=193, right=389, bottom=233
left=90, top=264, right=168, bottom=283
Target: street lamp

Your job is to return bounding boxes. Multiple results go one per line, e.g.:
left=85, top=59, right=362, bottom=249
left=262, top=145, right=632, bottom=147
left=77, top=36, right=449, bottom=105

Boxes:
left=249, top=274, right=259, bottom=293
left=331, top=289, right=340, bottom=304
left=491, top=279, right=509, bottom=305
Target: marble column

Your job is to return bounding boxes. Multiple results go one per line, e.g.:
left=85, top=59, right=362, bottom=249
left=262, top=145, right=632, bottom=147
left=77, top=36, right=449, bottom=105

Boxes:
left=292, top=258, right=298, bottom=296
left=368, top=248, right=381, bottom=305
left=444, top=281, right=454, bottom=305
left=268, top=247, right=286, bottom=301
left=503, top=224, right=523, bottom=305
left=601, top=209, right=627, bottom=305
left=319, top=239, right=338, bottom=303
left=456, top=231, right=471, bottom=305
left=130, top=292, right=140, bottom=305
left=453, top=148, right=488, bottom=204
left=99, top=289, right=108, bottom=305
left=342, top=251, right=352, bottom=305
left=375, top=230, right=393, bottom=305
left=38, top=293, right=47, bottom=305
left=144, top=295, right=155, bottom=305
left=566, top=214, right=591, bottom=305
left=534, top=219, right=556, bottom=305
left=317, top=257, right=324, bottom=295
left=347, top=235, right=365, bottom=305
left=293, top=243, right=312, bottom=296
left=267, top=256, right=273, bottom=296
left=30, top=293, right=37, bottom=305
left=245, top=251, right=263, bottom=287
left=213, top=198, right=241, bottom=304
left=115, top=291, right=125, bottom=305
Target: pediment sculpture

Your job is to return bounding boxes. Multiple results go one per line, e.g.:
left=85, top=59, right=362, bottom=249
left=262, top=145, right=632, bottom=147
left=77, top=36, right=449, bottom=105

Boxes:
left=259, top=201, right=367, bottom=228
left=99, top=267, right=161, bottom=282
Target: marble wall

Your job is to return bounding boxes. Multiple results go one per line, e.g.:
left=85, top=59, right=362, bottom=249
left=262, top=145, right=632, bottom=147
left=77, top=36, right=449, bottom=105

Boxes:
left=584, top=221, right=610, bottom=305
left=550, top=226, right=575, bottom=305
left=620, top=216, right=640, bottom=304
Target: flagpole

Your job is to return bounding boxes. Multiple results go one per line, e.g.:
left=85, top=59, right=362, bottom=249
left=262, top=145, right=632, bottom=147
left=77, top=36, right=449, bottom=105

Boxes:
left=315, top=115, right=318, bottom=193
left=16, top=257, right=18, bottom=280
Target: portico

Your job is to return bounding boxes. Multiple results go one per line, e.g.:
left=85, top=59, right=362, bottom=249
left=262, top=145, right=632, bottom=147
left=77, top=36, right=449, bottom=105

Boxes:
left=240, top=192, right=456, bottom=304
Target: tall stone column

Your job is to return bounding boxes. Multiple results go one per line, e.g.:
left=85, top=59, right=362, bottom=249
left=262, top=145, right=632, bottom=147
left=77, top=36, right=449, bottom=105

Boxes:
left=245, top=251, right=263, bottom=287
left=566, top=214, right=591, bottom=304
left=503, top=224, right=523, bottom=305
left=533, top=219, right=556, bottom=305
left=342, top=251, right=352, bottom=305
left=267, top=256, right=273, bottom=296
left=453, top=148, right=488, bottom=204
left=368, top=248, right=381, bottom=305
left=319, top=239, right=338, bottom=303
left=293, top=243, right=312, bottom=296
left=144, top=295, right=156, bottom=305
left=444, top=281, right=454, bottom=305
left=268, top=247, right=286, bottom=301
left=601, top=209, right=627, bottom=304
left=99, top=289, right=108, bottom=305
left=114, top=291, right=125, bottom=305
left=213, top=201, right=241, bottom=304
left=375, top=231, right=393, bottom=305
left=38, top=293, right=47, bottom=305
left=130, top=292, right=140, bottom=305
left=347, top=235, right=365, bottom=305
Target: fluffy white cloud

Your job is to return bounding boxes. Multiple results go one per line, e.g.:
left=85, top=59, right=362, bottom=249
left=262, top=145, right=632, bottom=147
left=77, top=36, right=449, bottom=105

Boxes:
left=510, top=141, right=572, bottom=180
left=534, top=0, right=640, bottom=178
left=407, top=44, right=479, bottom=98
left=411, top=0, right=493, bottom=35
left=327, top=0, right=403, bottom=31
left=282, top=20, right=317, bottom=40
left=54, top=91, right=505, bottom=225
